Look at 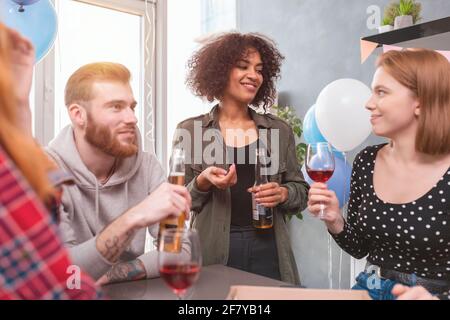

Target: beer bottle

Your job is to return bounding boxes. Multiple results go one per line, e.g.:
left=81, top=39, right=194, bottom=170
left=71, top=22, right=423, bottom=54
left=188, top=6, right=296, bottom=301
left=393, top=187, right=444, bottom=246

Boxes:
left=252, top=147, right=273, bottom=229
left=158, top=147, right=186, bottom=252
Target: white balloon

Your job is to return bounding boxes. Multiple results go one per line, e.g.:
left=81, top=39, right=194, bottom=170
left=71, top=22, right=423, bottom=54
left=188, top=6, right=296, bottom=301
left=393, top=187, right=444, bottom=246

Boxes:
left=315, top=79, right=372, bottom=152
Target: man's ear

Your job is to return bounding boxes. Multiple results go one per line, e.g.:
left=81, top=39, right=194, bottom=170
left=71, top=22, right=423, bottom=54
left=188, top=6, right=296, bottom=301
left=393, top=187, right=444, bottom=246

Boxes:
left=68, top=103, right=87, bottom=127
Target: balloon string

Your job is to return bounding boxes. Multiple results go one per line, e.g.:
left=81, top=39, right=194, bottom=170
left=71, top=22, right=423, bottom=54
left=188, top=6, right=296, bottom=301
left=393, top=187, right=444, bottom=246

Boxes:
left=338, top=151, right=349, bottom=289
left=328, top=233, right=332, bottom=289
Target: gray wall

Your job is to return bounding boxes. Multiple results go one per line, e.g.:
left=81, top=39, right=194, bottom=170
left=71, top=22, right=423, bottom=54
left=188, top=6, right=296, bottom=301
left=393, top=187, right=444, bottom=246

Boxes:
left=237, top=0, right=450, bottom=289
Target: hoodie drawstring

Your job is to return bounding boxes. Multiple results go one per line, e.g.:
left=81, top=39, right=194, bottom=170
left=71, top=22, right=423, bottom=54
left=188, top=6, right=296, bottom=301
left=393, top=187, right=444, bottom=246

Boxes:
left=95, top=179, right=100, bottom=233
left=125, top=182, right=129, bottom=209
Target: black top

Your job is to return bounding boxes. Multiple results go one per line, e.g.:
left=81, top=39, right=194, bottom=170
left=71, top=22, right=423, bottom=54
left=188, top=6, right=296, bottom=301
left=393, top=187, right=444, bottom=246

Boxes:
left=228, top=141, right=258, bottom=227
left=332, top=144, right=450, bottom=298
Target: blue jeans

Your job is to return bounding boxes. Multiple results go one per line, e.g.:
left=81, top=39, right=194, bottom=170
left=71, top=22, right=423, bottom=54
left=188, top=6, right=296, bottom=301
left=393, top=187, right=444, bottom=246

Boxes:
left=352, top=272, right=404, bottom=300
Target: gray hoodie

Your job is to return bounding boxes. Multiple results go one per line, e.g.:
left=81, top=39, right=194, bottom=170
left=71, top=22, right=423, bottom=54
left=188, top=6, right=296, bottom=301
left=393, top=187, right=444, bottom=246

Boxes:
left=46, top=125, right=166, bottom=280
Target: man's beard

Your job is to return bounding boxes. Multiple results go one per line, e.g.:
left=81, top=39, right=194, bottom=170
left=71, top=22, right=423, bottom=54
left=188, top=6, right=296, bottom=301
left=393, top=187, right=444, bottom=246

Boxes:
left=84, top=114, right=138, bottom=158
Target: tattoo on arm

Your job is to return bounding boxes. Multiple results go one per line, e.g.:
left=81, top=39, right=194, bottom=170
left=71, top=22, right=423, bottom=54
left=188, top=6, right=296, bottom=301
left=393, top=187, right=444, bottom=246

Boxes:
left=105, top=259, right=147, bottom=284
left=97, top=229, right=135, bottom=263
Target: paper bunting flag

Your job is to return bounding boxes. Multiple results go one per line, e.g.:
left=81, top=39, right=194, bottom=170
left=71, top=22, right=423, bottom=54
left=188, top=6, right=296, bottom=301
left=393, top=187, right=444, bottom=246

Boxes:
left=382, top=44, right=450, bottom=62
left=360, top=39, right=379, bottom=64
left=383, top=44, right=403, bottom=53
left=437, top=50, right=450, bottom=62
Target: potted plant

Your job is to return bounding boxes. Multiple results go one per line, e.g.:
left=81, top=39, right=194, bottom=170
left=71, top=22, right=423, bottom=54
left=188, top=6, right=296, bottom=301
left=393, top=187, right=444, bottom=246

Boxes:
left=384, top=0, right=422, bottom=30
left=378, top=16, right=394, bottom=33
left=271, top=105, right=307, bottom=221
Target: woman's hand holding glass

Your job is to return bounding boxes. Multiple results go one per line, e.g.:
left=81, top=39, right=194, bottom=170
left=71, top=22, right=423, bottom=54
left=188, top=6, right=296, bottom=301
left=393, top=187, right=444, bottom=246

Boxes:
left=308, top=183, right=344, bottom=234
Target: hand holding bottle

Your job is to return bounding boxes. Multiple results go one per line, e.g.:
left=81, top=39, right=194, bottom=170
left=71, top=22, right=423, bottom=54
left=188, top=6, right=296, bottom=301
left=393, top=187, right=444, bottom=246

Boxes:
left=247, top=183, right=288, bottom=208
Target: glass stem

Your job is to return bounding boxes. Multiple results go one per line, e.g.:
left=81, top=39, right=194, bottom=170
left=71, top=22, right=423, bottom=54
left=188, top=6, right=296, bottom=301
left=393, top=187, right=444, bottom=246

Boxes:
left=319, top=202, right=326, bottom=220
left=319, top=182, right=328, bottom=220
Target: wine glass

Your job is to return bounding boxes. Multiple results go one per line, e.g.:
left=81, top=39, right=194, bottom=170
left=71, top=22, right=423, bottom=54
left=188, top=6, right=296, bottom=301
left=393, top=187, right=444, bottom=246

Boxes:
left=158, top=228, right=202, bottom=300
left=306, top=142, right=335, bottom=220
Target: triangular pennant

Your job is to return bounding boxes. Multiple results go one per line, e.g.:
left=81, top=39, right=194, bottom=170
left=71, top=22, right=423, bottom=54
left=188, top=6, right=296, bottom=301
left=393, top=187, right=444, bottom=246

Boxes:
left=360, top=39, right=379, bottom=64
left=437, top=50, right=450, bottom=62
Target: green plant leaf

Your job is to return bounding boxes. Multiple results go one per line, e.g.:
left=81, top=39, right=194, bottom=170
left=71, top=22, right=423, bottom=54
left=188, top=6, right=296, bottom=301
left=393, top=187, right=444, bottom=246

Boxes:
left=287, top=211, right=304, bottom=221
left=272, top=105, right=307, bottom=222
left=272, top=106, right=306, bottom=166
left=383, top=0, right=422, bottom=24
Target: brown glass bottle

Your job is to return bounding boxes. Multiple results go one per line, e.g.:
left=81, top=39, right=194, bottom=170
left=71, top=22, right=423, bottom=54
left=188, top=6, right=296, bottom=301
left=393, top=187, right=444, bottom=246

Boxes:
left=158, top=148, right=186, bottom=252
left=252, top=148, right=273, bottom=229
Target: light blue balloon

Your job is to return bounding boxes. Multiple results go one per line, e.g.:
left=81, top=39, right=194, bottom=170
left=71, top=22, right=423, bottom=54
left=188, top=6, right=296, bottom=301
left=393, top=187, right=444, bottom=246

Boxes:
left=0, top=0, right=58, bottom=63
left=332, top=149, right=345, bottom=160
left=12, top=0, right=42, bottom=6
left=303, top=105, right=344, bottom=160
left=303, top=105, right=326, bottom=144
left=302, top=156, right=352, bottom=208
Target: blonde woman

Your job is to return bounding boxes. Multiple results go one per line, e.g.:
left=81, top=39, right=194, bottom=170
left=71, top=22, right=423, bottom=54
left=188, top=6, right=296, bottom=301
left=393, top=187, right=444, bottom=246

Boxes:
left=308, top=49, right=450, bottom=300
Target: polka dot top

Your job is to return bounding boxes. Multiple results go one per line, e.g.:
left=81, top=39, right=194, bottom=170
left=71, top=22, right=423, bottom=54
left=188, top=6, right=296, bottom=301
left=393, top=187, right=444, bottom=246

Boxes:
left=332, top=144, right=450, bottom=299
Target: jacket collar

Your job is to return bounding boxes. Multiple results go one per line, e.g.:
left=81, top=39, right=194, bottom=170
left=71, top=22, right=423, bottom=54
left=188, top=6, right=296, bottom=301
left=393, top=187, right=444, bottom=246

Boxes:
left=202, top=104, right=272, bottom=129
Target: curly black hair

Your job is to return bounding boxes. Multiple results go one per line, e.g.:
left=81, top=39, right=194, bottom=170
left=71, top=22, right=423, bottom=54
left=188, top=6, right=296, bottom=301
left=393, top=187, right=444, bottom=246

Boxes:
left=186, top=32, right=284, bottom=109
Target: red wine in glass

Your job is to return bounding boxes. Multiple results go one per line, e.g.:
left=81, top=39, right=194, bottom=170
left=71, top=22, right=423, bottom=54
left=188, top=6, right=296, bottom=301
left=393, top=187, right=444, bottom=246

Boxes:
left=306, top=169, right=334, bottom=183
left=158, top=229, right=202, bottom=300
left=159, top=263, right=201, bottom=297
left=306, top=143, right=335, bottom=219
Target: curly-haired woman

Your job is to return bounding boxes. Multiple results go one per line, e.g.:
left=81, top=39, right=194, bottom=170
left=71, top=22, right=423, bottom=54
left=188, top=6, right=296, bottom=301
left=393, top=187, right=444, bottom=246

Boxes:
left=174, top=32, right=309, bottom=284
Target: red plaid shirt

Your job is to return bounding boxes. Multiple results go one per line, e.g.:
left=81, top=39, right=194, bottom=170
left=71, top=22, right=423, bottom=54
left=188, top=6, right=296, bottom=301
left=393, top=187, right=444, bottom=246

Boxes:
left=0, top=146, right=103, bottom=300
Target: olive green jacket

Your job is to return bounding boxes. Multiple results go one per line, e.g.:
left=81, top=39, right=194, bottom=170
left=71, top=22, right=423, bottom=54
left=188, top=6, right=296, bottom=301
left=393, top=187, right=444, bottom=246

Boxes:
left=175, top=105, right=309, bottom=285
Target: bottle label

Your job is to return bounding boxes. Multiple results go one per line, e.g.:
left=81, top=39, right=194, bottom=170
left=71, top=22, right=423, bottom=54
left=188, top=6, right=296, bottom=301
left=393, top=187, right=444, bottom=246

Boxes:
left=253, top=208, right=259, bottom=221
left=255, top=204, right=267, bottom=219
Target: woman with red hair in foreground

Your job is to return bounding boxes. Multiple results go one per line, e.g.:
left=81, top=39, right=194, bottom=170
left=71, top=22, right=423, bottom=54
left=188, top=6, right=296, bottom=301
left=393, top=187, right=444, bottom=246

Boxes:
left=0, top=23, right=102, bottom=300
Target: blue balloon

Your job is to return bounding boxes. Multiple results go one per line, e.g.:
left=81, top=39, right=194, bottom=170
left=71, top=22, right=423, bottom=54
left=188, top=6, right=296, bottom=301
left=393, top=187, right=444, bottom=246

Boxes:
left=332, top=149, right=345, bottom=160
left=303, top=105, right=345, bottom=160
left=302, top=156, right=352, bottom=208
left=12, top=0, right=42, bottom=6
left=303, top=105, right=326, bottom=144
left=0, top=0, right=58, bottom=63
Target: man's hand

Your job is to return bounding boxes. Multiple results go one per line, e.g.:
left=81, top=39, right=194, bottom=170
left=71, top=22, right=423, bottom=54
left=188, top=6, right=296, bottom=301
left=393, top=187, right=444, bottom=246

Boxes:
left=96, top=182, right=191, bottom=264
left=127, top=182, right=191, bottom=229
left=96, top=259, right=147, bottom=286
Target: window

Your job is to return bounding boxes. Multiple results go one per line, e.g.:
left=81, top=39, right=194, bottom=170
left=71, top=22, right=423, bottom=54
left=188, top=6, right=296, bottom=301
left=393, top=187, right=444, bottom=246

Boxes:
left=54, top=0, right=143, bottom=138
left=166, top=0, right=236, bottom=167
left=32, top=0, right=155, bottom=154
